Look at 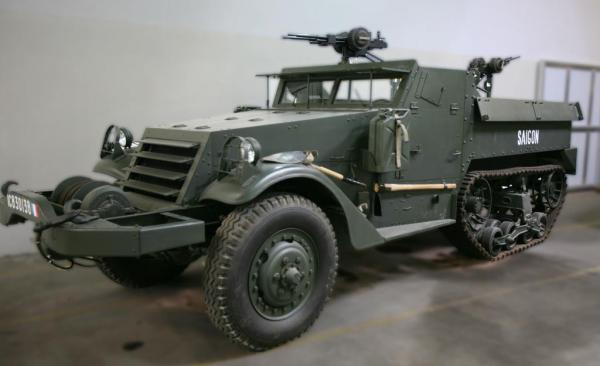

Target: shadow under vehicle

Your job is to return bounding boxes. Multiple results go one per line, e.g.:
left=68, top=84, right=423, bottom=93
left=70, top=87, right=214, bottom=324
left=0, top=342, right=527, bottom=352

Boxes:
left=0, top=27, right=582, bottom=350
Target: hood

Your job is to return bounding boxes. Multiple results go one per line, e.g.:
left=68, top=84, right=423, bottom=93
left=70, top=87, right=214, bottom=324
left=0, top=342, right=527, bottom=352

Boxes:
left=127, top=108, right=373, bottom=205
left=149, top=109, right=365, bottom=134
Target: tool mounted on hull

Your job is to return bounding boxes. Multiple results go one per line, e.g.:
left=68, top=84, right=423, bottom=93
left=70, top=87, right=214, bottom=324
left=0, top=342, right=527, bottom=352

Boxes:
left=283, top=27, right=387, bottom=63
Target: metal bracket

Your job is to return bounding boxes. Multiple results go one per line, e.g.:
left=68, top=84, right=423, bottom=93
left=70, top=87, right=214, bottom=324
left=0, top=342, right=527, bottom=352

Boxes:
left=450, top=103, right=460, bottom=115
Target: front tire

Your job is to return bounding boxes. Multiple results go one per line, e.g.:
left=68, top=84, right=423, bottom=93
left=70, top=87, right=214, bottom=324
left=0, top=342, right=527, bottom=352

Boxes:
left=203, top=194, right=338, bottom=351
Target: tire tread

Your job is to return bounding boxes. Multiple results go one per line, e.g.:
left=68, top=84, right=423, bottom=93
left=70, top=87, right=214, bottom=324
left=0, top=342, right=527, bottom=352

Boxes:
left=203, top=193, right=338, bottom=351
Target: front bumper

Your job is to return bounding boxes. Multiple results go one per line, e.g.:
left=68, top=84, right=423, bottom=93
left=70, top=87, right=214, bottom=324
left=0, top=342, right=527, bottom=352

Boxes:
left=0, top=183, right=205, bottom=257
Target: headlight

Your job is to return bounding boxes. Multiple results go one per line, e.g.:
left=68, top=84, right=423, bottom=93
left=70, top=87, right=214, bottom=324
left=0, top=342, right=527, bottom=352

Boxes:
left=100, top=125, right=134, bottom=159
left=239, top=137, right=261, bottom=164
left=221, top=136, right=262, bottom=172
left=240, top=139, right=254, bottom=163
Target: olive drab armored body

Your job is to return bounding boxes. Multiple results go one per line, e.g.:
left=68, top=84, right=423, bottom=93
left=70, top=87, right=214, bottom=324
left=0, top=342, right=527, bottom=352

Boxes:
left=0, top=28, right=581, bottom=350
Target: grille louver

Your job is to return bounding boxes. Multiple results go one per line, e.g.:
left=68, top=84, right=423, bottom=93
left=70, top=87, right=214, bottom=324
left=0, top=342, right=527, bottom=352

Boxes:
left=123, top=139, right=200, bottom=201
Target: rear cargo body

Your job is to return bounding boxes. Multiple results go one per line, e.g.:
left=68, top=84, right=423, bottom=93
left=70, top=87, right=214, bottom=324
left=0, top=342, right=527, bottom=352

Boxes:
left=465, top=97, right=580, bottom=163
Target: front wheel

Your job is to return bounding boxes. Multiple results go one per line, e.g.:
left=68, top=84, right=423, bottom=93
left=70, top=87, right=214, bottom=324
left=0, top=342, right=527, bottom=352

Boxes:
left=203, top=194, right=338, bottom=351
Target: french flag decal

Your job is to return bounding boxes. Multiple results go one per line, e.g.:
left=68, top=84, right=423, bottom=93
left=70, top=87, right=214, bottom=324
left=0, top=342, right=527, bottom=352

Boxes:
left=31, top=203, right=39, bottom=218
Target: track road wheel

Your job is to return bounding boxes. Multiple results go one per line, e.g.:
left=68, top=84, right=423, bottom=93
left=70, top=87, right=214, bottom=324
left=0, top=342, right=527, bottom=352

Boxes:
left=97, top=257, right=189, bottom=288
left=478, top=226, right=502, bottom=257
left=484, top=219, right=501, bottom=228
left=499, top=221, right=515, bottom=235
left=203, top=194, right=338, bottom=351
left=532, top=212, right=548, bottom=238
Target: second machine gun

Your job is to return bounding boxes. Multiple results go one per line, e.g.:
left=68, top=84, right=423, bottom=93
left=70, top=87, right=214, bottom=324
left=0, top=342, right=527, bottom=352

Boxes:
left=468, top=56, right=520, bottom=97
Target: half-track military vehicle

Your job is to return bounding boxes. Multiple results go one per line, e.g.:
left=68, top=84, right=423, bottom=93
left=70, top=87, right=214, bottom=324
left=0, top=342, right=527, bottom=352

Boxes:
left=0, top=27, right=581, bottom=350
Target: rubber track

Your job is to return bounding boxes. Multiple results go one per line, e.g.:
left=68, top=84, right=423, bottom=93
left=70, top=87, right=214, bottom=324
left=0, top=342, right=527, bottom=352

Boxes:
left=203, top=194, right=338, bottom=351
left=456, top=164, right=566, bottom=261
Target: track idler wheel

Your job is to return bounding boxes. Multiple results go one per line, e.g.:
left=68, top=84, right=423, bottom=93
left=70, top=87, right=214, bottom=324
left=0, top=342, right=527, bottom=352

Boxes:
left=543, top=171, right=566, bottom=209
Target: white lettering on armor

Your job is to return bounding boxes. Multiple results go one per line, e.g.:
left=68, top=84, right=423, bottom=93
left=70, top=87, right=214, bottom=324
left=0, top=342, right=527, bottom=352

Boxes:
left=517, top=130, right=540, bottom=146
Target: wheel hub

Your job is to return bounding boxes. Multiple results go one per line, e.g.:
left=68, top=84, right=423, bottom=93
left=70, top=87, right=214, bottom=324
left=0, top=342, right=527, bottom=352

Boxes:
left=249, top=229, right=316, bottom=319
left=282, top=266, right=303, bottom=288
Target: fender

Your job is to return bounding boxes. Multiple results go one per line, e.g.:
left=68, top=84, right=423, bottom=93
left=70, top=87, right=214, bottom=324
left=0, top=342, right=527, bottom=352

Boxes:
left=199, top=163, right=384, bottom=249
left=93, top=156, right=132, bottom=180
left=560, top=148, right=577, bottom=174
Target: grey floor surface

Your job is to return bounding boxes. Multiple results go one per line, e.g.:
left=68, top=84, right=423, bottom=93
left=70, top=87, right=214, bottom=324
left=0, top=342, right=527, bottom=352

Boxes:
left=1, top=191, right=600, bottom=366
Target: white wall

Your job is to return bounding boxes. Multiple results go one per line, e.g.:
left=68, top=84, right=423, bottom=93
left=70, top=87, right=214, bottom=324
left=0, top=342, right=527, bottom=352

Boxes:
left=1, top=0, right=599, bottom=255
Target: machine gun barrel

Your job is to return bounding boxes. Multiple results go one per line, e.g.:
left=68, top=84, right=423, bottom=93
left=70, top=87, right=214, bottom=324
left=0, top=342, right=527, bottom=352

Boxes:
left=283, top=33, right=341, bottom=46
left=503, top=56, right=521, bottom=65
left=488, top=56, right=521, bottom=74
left=282, top=27, right=387, bottom=63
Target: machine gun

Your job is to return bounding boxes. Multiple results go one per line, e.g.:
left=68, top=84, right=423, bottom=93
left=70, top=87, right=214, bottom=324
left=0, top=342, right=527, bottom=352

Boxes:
left=283, top=27, right=387, bottom=63
left=468, top=56, right=520, bottom=97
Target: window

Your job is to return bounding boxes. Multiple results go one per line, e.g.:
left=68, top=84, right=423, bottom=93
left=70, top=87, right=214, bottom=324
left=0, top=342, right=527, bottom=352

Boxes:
left=279, top=80, right=334, bottom=106
left=334, top=78, right=402, bottom=106
left=538, top=62, right=600, bottom=189
left=277, top=76, right=403, bottom=107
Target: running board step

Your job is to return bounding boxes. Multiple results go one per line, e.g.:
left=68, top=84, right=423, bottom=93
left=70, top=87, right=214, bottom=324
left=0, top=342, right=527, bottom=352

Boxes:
left=377, top=219, right=456, bottom=242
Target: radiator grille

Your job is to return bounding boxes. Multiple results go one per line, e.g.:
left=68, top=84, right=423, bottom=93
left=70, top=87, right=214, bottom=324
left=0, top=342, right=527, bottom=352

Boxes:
left=122, top=139, right=200, bottom=201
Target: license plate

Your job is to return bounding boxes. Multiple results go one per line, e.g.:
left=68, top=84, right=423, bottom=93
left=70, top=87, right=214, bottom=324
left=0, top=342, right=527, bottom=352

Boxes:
left=6, top=193, right=40, bottom=218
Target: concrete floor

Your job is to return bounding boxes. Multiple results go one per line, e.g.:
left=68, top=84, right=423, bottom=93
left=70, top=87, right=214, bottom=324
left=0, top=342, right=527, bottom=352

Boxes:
left=1, top=191, right=600, bottom=366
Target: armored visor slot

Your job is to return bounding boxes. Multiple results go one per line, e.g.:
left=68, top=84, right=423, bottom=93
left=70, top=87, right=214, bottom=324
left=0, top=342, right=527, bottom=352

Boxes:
left=124, top=139, right=199, bottom=201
